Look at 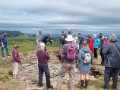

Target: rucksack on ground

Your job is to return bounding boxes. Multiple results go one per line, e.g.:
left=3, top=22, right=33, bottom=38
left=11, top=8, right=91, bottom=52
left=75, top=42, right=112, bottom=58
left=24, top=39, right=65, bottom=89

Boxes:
left=83, top=52, right=91, bottom=64
left=66, top=44, right=77, bottom=61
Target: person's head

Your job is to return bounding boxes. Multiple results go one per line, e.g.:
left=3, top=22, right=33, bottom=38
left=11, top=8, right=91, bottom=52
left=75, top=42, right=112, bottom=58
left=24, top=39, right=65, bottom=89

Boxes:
left=67, top=28, right=72, bottom=35
left=3, top=32, right=7, bottom=37
left=65, top=35, right=74, bottom=43
left=93, top=34, right=97, bottom=38
left=48, top=34, right=52, bottom=37
left=78, top=33, right=81, bottom=37
left=14, top=44, right=20, bottom=49
left=82, top=41, right=88, bottom=47
left=87, top=35, right=92, bottom=39
left=109, top=34, right=117, bottom=42
left=39, top=43, right=45, bottom=51
left=99, top=33, right=102, bottom=35
left=39, top=30, right=42, bottom=35
left=62, top=31, right=64, bottom=34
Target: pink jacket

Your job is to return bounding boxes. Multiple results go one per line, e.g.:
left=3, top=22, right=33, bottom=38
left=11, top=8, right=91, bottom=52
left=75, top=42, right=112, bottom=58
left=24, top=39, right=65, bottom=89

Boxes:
left=12, top=49, right=21, bottom=63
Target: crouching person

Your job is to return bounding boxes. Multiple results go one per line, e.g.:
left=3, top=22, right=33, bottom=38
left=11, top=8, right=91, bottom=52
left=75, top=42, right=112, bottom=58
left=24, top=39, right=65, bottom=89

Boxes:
left=36, top=43, right=53, bottom=89
left=78, top=41, right=92, bottom=89
left=56, top=35, right=78, bottom=90
left=12, top=44, right=21, bottom=79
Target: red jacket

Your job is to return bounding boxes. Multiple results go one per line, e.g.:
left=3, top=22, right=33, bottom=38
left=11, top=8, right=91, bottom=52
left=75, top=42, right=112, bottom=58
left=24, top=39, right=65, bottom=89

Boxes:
left=88, top=39, right=94, bottom=53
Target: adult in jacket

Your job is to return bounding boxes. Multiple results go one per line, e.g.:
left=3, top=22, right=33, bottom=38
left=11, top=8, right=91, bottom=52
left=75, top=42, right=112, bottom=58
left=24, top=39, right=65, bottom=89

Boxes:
left=102, top=34, right=120, bottom=89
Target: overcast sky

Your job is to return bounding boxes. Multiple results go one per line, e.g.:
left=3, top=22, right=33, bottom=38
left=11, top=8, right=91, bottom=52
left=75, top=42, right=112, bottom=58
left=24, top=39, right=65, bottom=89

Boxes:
left=0, top=0, right=120, bottom=33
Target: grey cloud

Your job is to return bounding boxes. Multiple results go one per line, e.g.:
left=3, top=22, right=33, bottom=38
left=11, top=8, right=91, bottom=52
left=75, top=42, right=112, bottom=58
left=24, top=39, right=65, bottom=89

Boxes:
left=0, top=0, right=120, bottom=32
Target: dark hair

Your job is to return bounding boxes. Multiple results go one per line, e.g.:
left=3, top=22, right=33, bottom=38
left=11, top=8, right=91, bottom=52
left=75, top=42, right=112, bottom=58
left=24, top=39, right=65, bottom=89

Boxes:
left=78, top=33, right=81, bottom=35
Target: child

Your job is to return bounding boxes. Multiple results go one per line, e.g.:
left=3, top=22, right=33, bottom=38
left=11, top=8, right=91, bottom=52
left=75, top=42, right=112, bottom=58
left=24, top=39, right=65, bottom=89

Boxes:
left=78, top=41, right=92, bottom=89
left=12, top=44, right=21, bottom=79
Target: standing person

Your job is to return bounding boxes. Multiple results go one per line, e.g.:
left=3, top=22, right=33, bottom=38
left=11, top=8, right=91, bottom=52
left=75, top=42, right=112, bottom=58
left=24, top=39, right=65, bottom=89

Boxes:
left=78, top=33, right=84, bottom=49
left=93, top=34, right=100, bottom=58
left=99, top=37, right=105, bottom=65
left=78, top=41, right=92, bottom=89
left=98, top=33, right=104, bottom=40
left=73, top=34, right=80, bottom=52
left=102, top=34, right=120, bottom=89
left=1, top=32, right=10, bottom=57
left=104, top=37, right=110, bottom=46
left=12, top=44, right=21, bottom=79
left=87, top=35, right=94, bottom=54
left=36, top=30, right=43, bottom=50
left=42, top=34, right=52, bottom=51
left=36, top=43, right=53, bottom=89
left=56, top=35, right=78, bottom=90
left=67, top=28, right=73, bottom=35
left=59, top=31, right=67, bottom=47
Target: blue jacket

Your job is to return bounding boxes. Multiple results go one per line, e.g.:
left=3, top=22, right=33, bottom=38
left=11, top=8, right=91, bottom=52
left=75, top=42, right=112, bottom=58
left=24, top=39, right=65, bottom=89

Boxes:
left=102, top=40, right=120, bottom=68
left=94, top=38, right=100, bottom=48
left=78, top=46, right=92, bottom=73
left=78, top=36, right=84, bottom=45
left=1, top=35, right=8, bottom=44
left=42, top=35, right=52, bottom=45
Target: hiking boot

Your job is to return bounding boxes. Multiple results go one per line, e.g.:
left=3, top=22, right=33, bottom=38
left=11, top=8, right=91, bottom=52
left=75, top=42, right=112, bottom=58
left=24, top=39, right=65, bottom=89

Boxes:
left=47, top=85, right=53, bottom=89
left=84, top=80, right=89, bottom=89
left=102, top=85, right=109, bottom=89
left=39, top=86, right=44, bottom=90
left=7, top=54, right=11, bottom=56
left=80, top=80, right=84, bottom=89
left=2, top=55, right=5, bottom=57
left=112, top=85, right=117, bottom=90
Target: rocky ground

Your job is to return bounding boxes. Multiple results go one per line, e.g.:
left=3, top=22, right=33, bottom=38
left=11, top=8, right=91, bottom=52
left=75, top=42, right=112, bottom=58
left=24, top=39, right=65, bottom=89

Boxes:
left=0, top=51, right=109, bottom=90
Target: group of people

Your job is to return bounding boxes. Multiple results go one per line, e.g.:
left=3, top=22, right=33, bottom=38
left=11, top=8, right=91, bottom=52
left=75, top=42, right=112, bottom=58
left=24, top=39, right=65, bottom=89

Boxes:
left=0, top=32, right=10, bottom=57
left=11, top=29, right=120, bottom=90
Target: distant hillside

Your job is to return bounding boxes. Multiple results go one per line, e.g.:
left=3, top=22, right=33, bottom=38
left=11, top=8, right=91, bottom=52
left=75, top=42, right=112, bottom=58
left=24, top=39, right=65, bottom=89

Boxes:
left=8, top=34, right=36, bottom=45
left=0, top=30, right=23, bottom=37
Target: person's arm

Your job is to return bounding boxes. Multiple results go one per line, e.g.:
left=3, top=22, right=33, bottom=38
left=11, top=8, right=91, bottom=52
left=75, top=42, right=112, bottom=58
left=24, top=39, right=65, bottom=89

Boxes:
left=45, top=52, right=50, bottom=60
left=78, top=50, right=83, bottom=62
left=102, top=44, right=110, bottom=55
left=48, top=38, right=52, bottom=46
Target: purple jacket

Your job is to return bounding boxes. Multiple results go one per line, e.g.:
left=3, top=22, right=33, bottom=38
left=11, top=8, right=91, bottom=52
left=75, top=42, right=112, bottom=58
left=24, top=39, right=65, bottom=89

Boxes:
left=37, top=50, right=50, bottom=65
left=12, top=49, right=21, bottom=63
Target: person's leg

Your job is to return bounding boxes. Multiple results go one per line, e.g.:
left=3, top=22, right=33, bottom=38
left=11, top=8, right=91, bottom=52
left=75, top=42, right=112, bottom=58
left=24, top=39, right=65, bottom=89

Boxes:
left=112, top=68, right=119, bottom=89
left=44, top=65, right=53, bottom=89
left=69, top=64, right=75, bottom=90
left=4, top=44, right=9, bottom=56
left=94, top=48, right=98, bottom=58
left=1, top=47, right=4, bottom=57
left=80, top=73, right=85, bottom=89
left=84, top=73, right=90, bottom=88
left=56, top=63, right=69, bottom=89
left=104, top=67, right=112, bottom=89
left=13, top=62, right=19, bottom=79
left=38, top=64, right=44, bottom=87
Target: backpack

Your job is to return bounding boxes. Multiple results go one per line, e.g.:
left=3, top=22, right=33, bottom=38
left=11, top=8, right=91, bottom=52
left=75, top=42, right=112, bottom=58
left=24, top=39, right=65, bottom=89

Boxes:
left=83, top=52, right=91, bottom=64
left=66, top=44, right=77, bottom=61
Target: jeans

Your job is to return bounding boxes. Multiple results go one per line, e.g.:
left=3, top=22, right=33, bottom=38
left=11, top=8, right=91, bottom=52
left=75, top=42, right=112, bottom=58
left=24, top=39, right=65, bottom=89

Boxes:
left=38, top=64, right=51, bottom=88
left=1, top=43, right=9, bottom=56
left=104, top=67, right=120, bottom=88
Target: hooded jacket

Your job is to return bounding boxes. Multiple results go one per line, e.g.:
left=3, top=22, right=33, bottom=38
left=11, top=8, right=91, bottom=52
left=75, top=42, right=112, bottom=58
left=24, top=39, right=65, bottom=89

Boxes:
left=102, top=39, right=120, bottom=68
left=78, top=46, right=92, bottom=73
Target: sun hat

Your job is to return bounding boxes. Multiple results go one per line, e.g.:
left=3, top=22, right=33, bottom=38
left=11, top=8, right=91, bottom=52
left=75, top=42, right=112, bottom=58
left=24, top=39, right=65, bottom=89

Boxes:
left=65, top=35, right=74, bottom=41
